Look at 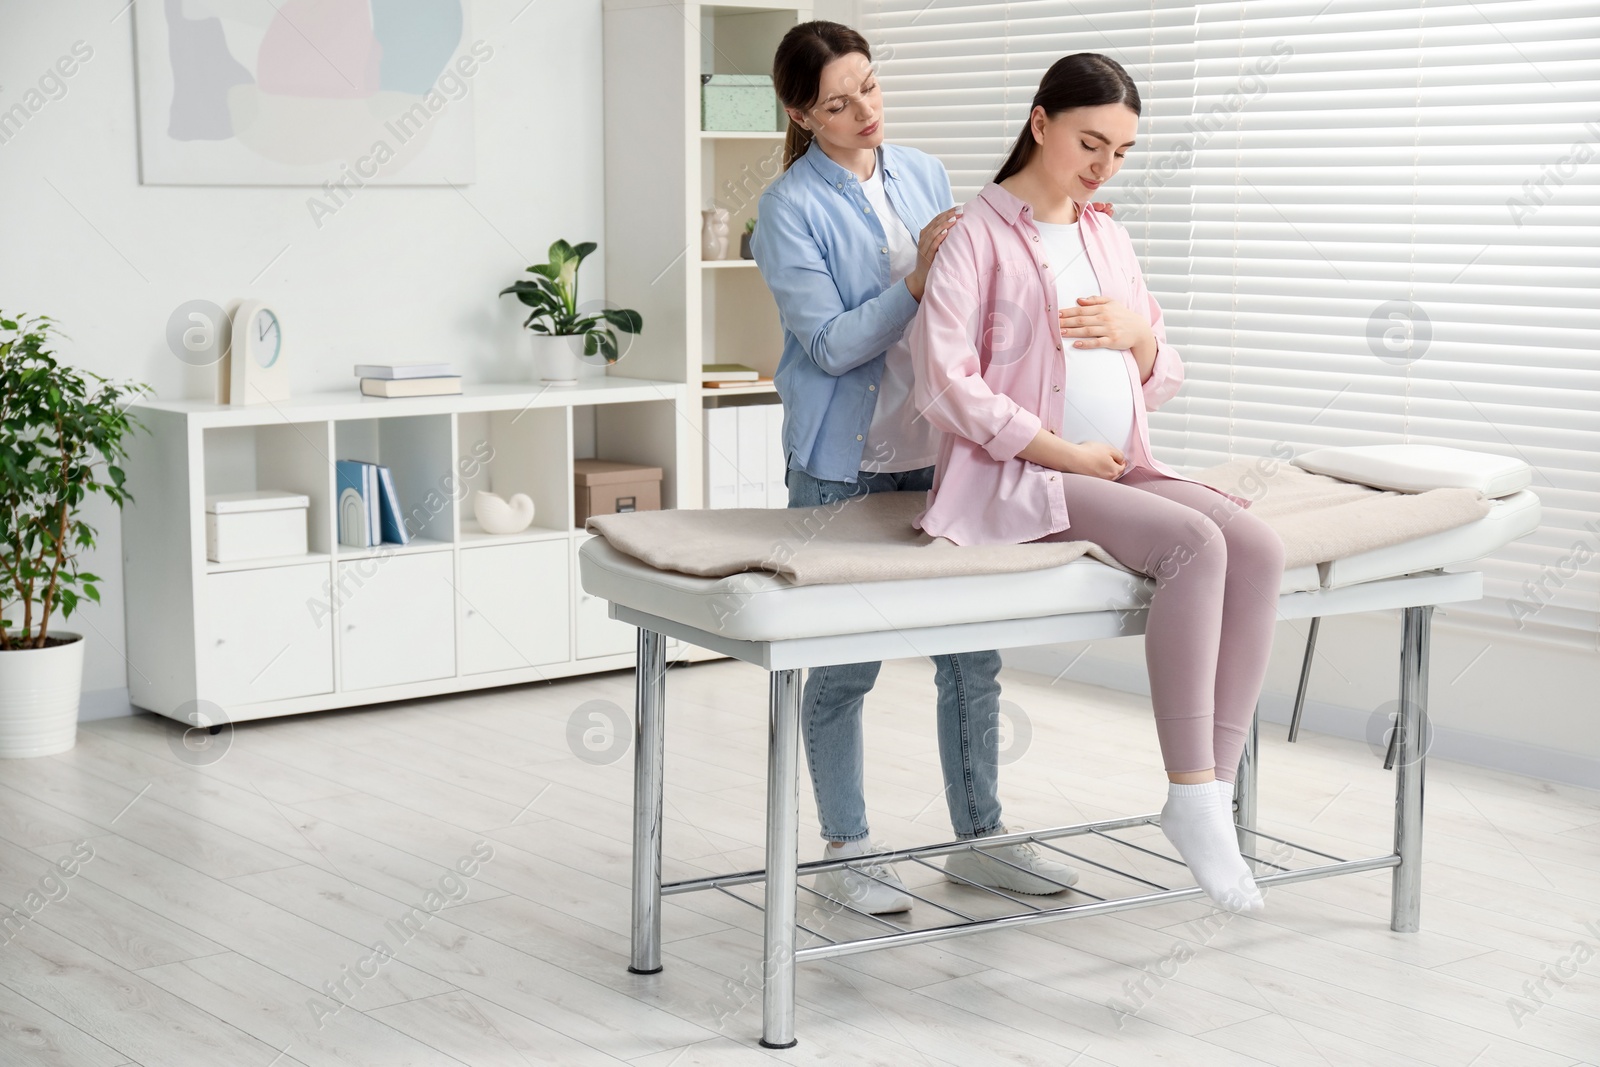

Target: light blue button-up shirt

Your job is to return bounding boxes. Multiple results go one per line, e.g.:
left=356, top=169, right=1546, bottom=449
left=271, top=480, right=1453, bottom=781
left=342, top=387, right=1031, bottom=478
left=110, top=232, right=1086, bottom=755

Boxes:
left=750, top=135, right=954, bottom=483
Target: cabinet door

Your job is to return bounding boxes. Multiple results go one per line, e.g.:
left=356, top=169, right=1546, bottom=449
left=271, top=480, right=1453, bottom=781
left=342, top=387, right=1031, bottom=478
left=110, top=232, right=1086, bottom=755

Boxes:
left=204, top=564, right=334, bottom=707
left=457, top=541, right=570, bottom=675
left=574, top=535, right=637, bottom=659
left=337, top=552, right=455, bottom=691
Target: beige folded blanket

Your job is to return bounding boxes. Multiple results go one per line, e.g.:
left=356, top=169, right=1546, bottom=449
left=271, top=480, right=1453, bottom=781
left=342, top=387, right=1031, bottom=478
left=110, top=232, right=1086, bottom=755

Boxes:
left=585, top=459, right=1491, bottom=587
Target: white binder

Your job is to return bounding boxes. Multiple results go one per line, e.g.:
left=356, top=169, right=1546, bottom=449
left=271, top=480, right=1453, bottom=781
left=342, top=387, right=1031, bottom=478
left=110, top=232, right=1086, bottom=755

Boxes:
left=704, top=406, right=739, bottom=509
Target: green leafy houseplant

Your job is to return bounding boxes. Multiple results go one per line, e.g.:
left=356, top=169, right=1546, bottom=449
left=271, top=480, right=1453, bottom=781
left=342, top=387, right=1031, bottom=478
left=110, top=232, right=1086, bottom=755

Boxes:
left=498, top=239, right=643, bottom=362
left=0, top=312, right=150, bottom=650
left=740, top=216, right=757, bottom=259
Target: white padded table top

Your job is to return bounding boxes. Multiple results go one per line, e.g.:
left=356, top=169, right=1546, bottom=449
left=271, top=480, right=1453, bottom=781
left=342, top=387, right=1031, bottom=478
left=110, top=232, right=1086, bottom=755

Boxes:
left=577, top=490, right=1540, bottom=645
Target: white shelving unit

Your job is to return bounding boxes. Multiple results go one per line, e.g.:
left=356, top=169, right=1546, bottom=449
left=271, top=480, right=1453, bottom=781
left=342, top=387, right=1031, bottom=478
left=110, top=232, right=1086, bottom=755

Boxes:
left=120, top=380, right=697, bottom=724
left=602, top=0, right=811, bottom=511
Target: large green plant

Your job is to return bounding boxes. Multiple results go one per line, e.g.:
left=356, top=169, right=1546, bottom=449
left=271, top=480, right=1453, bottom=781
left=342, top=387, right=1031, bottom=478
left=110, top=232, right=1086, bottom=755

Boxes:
left=498, top=239, right=643, bottom=362
left=0, top=312, right=149, bottom=649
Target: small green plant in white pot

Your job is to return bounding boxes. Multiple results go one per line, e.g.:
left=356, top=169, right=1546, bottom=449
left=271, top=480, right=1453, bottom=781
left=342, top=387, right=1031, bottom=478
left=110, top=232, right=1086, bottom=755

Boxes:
left=499, top=239, right=643, bottom=385
left=0, top=312, right=149, bottom=757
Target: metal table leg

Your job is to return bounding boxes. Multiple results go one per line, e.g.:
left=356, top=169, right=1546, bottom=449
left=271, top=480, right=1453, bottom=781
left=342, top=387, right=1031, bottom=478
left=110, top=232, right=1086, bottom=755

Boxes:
left=630, top=628, right=668, bottom=974
left=1391, top=604, right=1431, bottom=932
left=1232, top=703, right=1260, bottom=859
left=1287, top=616, right=1321, bottom=742
left=761, top=668, right=802, bottom=1049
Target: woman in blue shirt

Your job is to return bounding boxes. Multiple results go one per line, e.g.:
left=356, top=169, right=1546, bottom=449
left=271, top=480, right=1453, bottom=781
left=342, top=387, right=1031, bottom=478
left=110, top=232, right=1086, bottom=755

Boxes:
left=751, top=21, right=1106, bottom=913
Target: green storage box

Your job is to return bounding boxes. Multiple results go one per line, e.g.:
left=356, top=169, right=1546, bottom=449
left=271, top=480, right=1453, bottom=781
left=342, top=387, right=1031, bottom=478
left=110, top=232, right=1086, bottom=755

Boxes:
left=701, top=74, right=783, bottom=132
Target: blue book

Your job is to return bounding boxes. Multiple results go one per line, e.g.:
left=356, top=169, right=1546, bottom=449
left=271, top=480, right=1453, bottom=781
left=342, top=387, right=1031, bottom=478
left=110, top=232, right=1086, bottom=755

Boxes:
left=364, top=463, right=380, bottom=545
left=375, top=465, right=410, bottom=545
left=336, top=460, right=376, bottom=547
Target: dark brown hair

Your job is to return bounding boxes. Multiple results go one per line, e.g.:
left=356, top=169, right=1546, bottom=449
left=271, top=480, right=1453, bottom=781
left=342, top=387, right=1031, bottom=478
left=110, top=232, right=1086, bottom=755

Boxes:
left=994, top=53, right=1141, bottom=184
left=772, top=21, right=873, bottom=171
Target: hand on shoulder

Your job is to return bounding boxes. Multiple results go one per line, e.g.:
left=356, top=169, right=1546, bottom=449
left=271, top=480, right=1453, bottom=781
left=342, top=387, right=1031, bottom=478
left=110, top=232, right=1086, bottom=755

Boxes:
left=1082, top=200, right=1132, bottom=247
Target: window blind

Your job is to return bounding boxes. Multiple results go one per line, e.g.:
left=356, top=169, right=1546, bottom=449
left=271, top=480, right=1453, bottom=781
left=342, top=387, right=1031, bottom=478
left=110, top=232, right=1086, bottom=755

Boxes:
left=862, top=0, right=1600, bottom=649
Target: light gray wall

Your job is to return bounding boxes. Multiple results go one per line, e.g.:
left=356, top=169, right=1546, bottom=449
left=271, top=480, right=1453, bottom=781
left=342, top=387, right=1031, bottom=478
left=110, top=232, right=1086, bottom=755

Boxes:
left=812, top=0, right=862, bottom=25
left=0, top=1, right=606, bottom=706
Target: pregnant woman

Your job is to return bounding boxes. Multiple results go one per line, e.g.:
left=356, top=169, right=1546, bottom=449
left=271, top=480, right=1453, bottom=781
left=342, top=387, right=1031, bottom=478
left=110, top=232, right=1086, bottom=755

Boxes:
left=907, top=53, right=1286, bottom=913
left=752, top=22, right=1116, bottom=912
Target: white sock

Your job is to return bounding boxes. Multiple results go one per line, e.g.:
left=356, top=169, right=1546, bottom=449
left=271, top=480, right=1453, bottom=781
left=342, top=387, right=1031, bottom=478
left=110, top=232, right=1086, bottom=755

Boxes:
left=1214, top=780, right=1269, bottom=900
left=1160, top=782, right=1263, bottom=913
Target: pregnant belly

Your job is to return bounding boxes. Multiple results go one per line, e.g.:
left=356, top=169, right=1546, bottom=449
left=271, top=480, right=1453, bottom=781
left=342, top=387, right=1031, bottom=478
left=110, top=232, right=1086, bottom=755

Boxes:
left=1061, top=349, right=1136, bottom=451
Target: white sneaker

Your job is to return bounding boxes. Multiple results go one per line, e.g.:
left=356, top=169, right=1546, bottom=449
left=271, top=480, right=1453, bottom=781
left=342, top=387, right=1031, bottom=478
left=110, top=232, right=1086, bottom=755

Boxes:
left=943, top=826, right=1080, bottom=895
left=811, top=838, right=913, bottom=914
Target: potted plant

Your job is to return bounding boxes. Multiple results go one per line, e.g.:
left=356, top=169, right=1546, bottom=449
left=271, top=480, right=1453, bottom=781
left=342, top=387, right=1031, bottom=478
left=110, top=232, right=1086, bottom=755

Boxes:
left=499, top=240, right=643, bottom=386
left=740, top=216, right=757, bottom=259
left=0, top=312, right=149, bottom=758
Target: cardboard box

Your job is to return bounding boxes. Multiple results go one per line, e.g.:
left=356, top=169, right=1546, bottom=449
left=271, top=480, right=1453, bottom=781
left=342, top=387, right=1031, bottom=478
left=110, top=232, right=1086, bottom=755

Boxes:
left=574, top=459, right=663, bottom=525
left=205, top=490, right=310, bottom=562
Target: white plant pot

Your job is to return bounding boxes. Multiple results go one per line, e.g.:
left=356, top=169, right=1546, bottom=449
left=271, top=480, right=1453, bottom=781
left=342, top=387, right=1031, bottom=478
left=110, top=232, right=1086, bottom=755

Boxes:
left=0, top=631, right=84, bottom=758
left=531, top=332, right=582, bottom=386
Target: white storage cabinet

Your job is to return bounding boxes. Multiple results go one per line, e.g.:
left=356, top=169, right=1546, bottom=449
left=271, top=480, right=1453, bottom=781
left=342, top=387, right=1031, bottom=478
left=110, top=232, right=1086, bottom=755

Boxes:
left=121, top=380, right=700, bottom=724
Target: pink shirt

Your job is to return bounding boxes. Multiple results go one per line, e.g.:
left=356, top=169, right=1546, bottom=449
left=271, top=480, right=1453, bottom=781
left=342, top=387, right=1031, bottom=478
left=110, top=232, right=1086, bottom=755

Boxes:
left=908, top=181, right=1252, bottom=546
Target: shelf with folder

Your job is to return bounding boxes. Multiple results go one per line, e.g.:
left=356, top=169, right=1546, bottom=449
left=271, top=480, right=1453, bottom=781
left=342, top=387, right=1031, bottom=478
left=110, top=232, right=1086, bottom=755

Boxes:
left=333, top=414, right=455, bottom=548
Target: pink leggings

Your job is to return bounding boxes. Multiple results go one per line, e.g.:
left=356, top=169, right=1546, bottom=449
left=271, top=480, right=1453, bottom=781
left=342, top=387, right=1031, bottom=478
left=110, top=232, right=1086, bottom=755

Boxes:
left=1032, top=465, right=1286, bottom=782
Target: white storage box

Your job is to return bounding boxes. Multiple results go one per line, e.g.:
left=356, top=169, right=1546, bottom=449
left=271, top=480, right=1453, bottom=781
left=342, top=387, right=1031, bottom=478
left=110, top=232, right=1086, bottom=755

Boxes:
left=206, top=491, right=310, bottom=563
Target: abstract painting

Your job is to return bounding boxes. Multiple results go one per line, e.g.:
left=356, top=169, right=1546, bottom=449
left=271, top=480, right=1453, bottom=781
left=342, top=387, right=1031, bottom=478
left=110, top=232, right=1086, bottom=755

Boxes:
left=133, top=0, right=479, bottom=185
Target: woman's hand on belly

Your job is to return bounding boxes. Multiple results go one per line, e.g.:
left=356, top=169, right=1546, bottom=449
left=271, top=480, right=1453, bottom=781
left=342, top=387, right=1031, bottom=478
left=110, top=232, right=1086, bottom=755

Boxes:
left=1058, top=295, right=1153, bottom=354
left=1017, top=430, right=1127, bottom=480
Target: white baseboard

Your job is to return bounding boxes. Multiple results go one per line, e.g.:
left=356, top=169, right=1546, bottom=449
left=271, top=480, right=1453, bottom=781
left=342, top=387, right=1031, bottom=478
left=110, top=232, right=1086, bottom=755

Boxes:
left=80, top=652, right=1600, bottom=791
left=78, top=686, right=136, bottom=723
left=1001, top=645, right=1600, bottom=792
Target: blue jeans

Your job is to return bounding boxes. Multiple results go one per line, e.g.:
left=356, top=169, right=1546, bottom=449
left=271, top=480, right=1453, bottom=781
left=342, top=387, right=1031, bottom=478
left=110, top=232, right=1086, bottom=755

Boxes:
left=786, top=465, right=1004, bottom=842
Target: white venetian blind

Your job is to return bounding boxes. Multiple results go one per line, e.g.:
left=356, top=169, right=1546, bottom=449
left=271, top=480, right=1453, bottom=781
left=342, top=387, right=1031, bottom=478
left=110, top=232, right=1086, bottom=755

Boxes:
left=863, top=0, right=1600, bottom=648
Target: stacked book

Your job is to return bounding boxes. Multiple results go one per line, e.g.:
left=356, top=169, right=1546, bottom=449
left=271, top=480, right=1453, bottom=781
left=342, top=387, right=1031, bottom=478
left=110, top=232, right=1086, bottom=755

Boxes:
left=356, top=362, right=462, bottom=397
left=336, top=460, right=410, bottom=547
left=701, top=362, right=773, bottom=390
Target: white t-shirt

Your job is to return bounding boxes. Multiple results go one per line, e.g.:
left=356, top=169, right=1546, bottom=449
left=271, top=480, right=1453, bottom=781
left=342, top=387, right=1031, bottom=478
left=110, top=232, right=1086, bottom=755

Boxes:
left=858, top=154, right=942, bottom=474
left=1033, top=213, right=1135, bottom=456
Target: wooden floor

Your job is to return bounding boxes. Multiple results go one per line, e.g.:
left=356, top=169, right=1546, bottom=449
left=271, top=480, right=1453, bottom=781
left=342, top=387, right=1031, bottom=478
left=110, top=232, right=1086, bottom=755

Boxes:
left=1, top=656, right=1596, bottom=1066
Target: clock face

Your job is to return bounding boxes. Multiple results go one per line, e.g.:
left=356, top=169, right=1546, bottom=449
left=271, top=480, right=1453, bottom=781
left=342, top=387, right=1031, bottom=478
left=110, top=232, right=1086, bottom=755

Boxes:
left=253, top=309, right=281, bottom=368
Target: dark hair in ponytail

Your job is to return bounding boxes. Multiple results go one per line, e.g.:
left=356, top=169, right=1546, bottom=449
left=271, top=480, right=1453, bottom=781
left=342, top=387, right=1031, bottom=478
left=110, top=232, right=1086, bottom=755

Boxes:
left=994, top=53, right=1140, bottom=184
left=772, top=21, right=873, bottom=171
